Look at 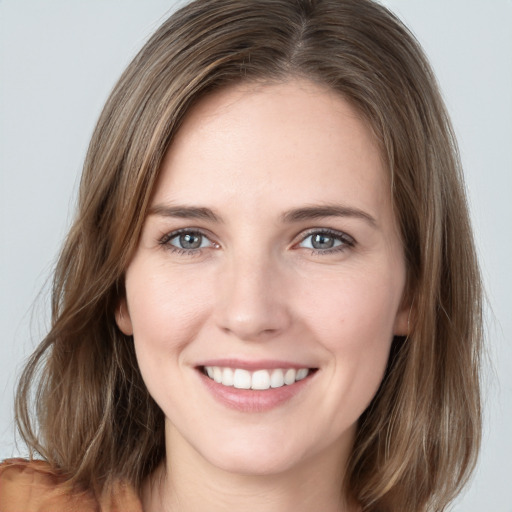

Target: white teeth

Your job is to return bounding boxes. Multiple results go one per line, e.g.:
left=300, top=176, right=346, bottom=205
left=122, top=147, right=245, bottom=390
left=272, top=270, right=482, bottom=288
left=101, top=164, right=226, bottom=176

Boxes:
left=203, top=366, right=311, bottom=390
left=270, top=369, right=285, bottom=388
left=213, top=367, right=222, bottom=383
left=251, top=369, right=271, bottom=390
left=296, top=368, right=308, bottom=381
left=233, top=369, right=252, bottom=389
left=284, top=368, right=296, bottom=385
left=222, top=367, right=234, bottom=386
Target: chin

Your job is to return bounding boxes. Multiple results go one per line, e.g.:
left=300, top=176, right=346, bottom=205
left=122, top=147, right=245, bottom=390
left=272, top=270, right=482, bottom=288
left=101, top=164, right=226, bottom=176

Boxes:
left=207, top=448, right=302, bottom=477
left=197, top=429, right=326, bottom=478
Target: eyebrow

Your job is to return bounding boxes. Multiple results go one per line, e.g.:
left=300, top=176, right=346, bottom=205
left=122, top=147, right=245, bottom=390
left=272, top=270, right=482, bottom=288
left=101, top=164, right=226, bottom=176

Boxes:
left=281, top=205, right=377, bottom=227
left=148, top=203, right=377, bottom=227
left=147, top=205, right=223, bottom=223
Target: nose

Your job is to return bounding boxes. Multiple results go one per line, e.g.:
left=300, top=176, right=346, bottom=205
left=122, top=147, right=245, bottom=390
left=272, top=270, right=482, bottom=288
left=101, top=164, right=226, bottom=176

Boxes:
left=214, top=252, right=292, bottom=341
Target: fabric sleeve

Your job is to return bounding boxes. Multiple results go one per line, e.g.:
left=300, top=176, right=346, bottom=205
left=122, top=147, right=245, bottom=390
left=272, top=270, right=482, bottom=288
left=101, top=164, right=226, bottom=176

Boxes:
left=0, top=459, right=142, bottom=512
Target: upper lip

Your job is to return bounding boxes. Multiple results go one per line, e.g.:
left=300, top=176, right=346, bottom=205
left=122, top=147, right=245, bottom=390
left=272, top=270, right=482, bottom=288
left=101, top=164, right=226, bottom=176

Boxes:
left=196, top=358, right=316, bottom=371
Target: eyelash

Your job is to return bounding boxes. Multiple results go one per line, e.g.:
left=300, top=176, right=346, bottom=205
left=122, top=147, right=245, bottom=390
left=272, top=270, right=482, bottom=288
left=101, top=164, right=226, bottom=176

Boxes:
left=158, top=228, right=216, bottom=256
left=297, top=228, right=355, bottom=255
left=158, top=227, right=356, bottom=256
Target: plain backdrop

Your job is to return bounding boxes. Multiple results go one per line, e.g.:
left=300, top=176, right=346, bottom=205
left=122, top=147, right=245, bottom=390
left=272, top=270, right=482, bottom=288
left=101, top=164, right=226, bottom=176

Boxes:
left=1, top=1, right=511, bottom=510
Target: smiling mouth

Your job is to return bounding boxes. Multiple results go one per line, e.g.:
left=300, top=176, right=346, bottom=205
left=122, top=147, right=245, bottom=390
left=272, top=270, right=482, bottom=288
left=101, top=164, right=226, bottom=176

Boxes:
left=200, top=366, right=317, bottom=390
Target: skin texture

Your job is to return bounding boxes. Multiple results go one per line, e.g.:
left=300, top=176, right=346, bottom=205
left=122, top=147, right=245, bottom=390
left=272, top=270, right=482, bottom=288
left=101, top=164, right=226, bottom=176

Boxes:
left=116, top=80, right=409, bottom=512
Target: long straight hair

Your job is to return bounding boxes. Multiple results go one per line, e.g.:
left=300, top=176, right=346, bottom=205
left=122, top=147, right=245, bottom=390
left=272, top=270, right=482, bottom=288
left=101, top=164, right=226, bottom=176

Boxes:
left=16, top=1, right=482, bottom=510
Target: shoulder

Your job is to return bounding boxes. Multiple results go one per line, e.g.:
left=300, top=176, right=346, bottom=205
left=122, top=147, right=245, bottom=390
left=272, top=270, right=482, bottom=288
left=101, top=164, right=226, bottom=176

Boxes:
left=0, top=458, right=96, bottom=512
left=0, top=459, right=142, bottom=512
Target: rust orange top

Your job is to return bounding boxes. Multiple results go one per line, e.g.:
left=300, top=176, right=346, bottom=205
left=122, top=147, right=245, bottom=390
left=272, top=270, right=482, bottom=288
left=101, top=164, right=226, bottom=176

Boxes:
left=0, top=459, right=143, bottom=512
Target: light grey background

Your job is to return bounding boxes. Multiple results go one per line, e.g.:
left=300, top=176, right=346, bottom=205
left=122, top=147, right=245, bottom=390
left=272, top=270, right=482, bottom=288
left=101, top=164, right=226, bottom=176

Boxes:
left=1, top=1, right=511, bottom=510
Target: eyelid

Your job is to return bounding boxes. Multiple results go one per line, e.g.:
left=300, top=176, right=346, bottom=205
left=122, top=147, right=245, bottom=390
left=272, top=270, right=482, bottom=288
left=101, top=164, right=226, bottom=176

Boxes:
left=294, top=227, right=356, bottom=251
left=157, top=226, right=354, bottom=255
left=159, top=227, right=219, bottom=251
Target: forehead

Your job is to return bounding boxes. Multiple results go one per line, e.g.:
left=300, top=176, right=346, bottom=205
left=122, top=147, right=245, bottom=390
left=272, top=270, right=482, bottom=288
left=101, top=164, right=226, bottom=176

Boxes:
left=153, top=79, right=390, bottom=224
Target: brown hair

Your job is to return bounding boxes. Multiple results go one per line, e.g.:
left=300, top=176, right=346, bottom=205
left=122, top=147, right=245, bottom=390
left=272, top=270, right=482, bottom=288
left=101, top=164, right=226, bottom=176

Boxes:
left=16, top=0, right=482, bottom=510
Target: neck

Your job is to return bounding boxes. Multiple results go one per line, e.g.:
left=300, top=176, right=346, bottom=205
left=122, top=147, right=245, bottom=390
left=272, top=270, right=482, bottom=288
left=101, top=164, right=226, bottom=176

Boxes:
left=142, top=423, right=359, bottom=512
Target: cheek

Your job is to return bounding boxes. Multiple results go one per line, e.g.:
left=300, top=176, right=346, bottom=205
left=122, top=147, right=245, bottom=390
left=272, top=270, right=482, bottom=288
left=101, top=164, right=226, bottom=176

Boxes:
left=125, top=262, right=214, bottom=363
left=300, top=268, right=402, bottom=349
left=124, top=261, right=218, bottom=417
left=298, top=266, right=402, bottom=409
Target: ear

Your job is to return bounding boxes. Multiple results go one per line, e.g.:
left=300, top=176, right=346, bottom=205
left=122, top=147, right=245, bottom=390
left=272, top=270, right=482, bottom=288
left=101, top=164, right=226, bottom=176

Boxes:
left=115, top=297, right=134, bottom=336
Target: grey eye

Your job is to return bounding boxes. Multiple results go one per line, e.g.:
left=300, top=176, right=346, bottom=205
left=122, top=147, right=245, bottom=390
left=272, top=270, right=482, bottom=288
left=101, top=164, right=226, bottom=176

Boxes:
left=169, top=232, right=211, bottom=250
left=300, top=233, right=343, bottom=250
left=180, top=233, right=202, bottom=249
left=311, top=233, right=338, bottom=249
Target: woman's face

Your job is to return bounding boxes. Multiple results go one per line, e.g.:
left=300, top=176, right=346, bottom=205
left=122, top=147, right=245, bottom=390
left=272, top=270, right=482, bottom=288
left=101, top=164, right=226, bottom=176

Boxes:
left=117, top=80, right=409, bottom=477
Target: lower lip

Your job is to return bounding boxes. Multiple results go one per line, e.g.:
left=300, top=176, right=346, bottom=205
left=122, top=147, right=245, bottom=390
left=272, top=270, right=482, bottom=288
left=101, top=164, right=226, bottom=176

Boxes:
left=197, top=370, right=315, bottom=412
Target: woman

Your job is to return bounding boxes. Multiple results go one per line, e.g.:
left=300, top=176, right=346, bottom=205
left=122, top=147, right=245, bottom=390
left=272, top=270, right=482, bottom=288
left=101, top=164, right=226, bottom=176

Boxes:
left=0, top=0, right=482, bottom=511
